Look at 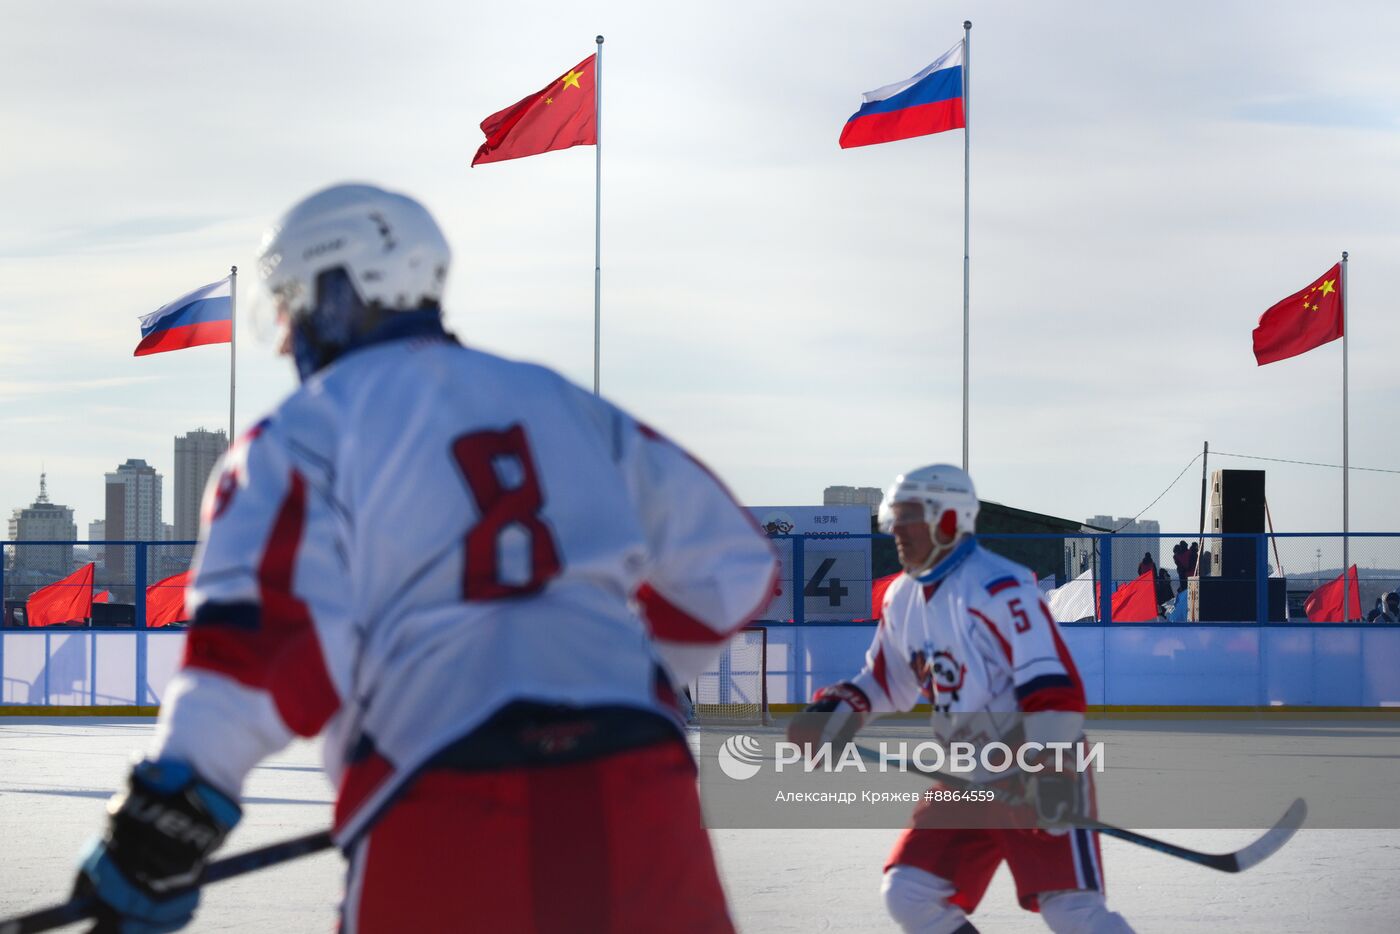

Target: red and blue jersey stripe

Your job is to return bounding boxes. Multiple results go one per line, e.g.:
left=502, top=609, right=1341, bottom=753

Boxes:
left=839, top=41, right=965, bottom=150
left=134, top=277, right=233, bottom=356
left=984, top=575, right=1019, bottom=597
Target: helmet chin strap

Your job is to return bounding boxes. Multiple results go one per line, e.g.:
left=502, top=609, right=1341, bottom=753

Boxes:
left=905, top=520, right=964, bottom=576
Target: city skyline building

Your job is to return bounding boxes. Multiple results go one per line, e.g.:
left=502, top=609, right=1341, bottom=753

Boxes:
left=87, top=519, right=105, bottom=557
left=174, top=428, right=227, bottom=542
left=104, top=459, right=162, bottom=585
left=9, top=473, right=78, bottom=587
left=1084, top=514, right=1163, bottom=585
left=823, top=485, right=884, bottom=517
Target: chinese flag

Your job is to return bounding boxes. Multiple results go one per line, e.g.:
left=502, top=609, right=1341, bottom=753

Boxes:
left=1109, top=570, right=1159, bottom=622
left=93, top=591, right=111, bottom=603
left=1253, top=263, right=1343, bottom=365
left=1304, top=565, right=1361, bottom=622
left=146, top=570, right=192, bottom=628
left=27, top=563, right=95, bottom=627
left=472, top=55, right=597, bottom=166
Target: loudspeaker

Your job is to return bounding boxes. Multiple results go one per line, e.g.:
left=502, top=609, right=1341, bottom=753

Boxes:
left=1197, top=576, right=1286, bottom=621
left=1218, top=470, right=1266, bottom=533
left=1211, top=470, right=1266, bottom=581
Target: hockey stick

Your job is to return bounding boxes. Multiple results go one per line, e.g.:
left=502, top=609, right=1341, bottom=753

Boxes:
left=854, top=744, right=1306, bottom=874
left=0, top=830, right=334, bottom=934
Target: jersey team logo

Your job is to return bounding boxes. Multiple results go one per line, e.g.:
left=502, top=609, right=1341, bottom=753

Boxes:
left=909, top=648, right=967, bottom=703
left=717, top=735, right=765, bottom=780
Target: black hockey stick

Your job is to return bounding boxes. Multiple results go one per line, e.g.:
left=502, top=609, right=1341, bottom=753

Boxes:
left=0, top=830, right=334, bottom=934
left=854, top=744, right=1306, bottom=874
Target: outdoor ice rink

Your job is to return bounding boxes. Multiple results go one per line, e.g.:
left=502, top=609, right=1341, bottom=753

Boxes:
left=2, top=718, right=1397, bottom=933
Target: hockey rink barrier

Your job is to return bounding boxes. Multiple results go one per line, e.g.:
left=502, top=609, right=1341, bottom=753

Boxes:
left=3, top=535, right=1400, bottom=709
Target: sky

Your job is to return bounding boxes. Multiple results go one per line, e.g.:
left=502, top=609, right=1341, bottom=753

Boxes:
left=2, top=0, right=1399, bottom=559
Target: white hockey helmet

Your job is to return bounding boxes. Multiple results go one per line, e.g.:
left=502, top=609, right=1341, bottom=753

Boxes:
left=878, top=464, right=979, bottom=541
left=255, top=182, right=451, bottom=377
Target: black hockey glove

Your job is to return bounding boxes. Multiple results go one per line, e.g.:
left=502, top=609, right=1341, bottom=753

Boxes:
left=998, top=751, right=1081, bottom=836
left=786, top=682, right=871, bottom=754
left=1024, top=770, right=1079, bottom=835
left=73, top=758, right=241, bottom=934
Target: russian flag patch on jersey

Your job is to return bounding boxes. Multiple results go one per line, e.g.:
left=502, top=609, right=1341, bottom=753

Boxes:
left=984, top=575, right=1018, bottom=597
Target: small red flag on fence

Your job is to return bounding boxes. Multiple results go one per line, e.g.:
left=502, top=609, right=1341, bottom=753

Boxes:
left=1110, top=570, right=1159, bottom=622
left=27, top=563, right=95, bottom=627
left=1304, top=565, right=1361, bottom=622
left=146, top=570, right=193, bottom=628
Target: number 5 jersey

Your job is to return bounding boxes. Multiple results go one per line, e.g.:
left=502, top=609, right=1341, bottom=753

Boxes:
left=849, top=538, right=1088, bottom=771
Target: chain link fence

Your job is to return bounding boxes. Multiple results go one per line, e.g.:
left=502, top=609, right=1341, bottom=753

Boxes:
left=3, top=541, right=196, bottom=629
left=5, top=533, right=1400, bottom=628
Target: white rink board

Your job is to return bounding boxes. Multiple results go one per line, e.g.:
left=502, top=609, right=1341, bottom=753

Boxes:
left=1, top=719, right=1398, bottom=932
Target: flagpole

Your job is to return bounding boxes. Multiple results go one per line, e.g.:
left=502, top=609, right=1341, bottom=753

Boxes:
left=961, top=20, right=972, bottom=472
left=229, top=265, right=237, bottom=444
left=593, top=35, right=604, bottom=395
left=1341, top=250, right=1349, bottom=619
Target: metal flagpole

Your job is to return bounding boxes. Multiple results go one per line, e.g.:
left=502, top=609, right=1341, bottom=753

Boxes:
left=229, top=266, right=237, bottom=443
left=593, top=35, right=604, bottom=395
left=1341, top=251, right=1349, bottom=620
left=961, top=20, right=972, bottom=472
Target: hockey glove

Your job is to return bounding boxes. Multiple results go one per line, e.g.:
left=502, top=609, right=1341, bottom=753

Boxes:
left=74, top=758, right=241, bottom=934
left=786, top=682, right=871, bottom=754
left=1002, top=753, right=1080, bottom=836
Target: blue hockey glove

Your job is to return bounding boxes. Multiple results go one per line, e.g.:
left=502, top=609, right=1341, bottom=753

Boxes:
left=73, top=758, right=241, bottom=934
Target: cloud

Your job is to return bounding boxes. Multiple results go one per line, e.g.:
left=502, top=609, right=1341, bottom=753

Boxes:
left=0, top=376, right=163, bottom=404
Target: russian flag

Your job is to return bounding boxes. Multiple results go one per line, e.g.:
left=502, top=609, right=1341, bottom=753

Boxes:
left=134, top=277, right=233, bottom=356
left=840, top=41, right=965, bottom=149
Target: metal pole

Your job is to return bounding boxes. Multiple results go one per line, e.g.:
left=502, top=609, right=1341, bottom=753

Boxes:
left=593, top=35, right=604, bottom=395
left=1341, top=251, right=1349, bottom=619
left=1197, top=441, right=1209, bottom=540
left=229, top=266, right=238, bottom=440
left=961, top=20, right=972, bottom=472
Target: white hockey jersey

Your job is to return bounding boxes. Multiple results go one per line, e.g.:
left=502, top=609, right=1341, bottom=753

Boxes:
left=849, top=538, right=1086, bottom=754
left=151, top=325, right=777, bottom=842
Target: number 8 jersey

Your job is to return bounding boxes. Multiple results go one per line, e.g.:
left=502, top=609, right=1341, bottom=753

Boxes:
left=151, top=329, right=778, bottom=843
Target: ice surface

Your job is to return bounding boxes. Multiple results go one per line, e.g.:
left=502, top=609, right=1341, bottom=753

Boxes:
left=1, top=718, right=1396, bottom=932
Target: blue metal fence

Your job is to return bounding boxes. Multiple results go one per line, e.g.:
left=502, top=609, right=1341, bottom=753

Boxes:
left=5, top=532, right=1400, bottom=629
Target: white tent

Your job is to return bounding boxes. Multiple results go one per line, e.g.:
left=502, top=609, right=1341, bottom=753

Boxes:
left=1046, top=567, right=1096, bottom=622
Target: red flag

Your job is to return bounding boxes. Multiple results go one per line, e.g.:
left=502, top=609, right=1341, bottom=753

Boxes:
left=93, top=591, right=111, bottom=603
left=1252, top=263, right=1343, bottom=365
left=472, top=55, right=597, bottom=166
left=146, top=570, right=193, bottom=628
left=857, top=572, right=903, bottom=621
left=1304, top=565, right=1361, bottom=622
left=1106, top=570, right=1158, bottom=622
left=27, top=563, right=95, bottom=627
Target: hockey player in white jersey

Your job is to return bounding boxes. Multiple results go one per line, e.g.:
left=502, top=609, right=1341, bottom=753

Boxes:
left=71, top=183, right=777, bottom=933
left=789, top=465, right=1133, bottom=934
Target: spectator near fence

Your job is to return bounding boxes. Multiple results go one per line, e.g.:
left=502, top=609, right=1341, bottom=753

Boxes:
left=1138, top=551, right=1156, bottom=577
left=1172, top=541, right=1191, bottom=591
left=1155, top=569, right=1174, bottom=607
